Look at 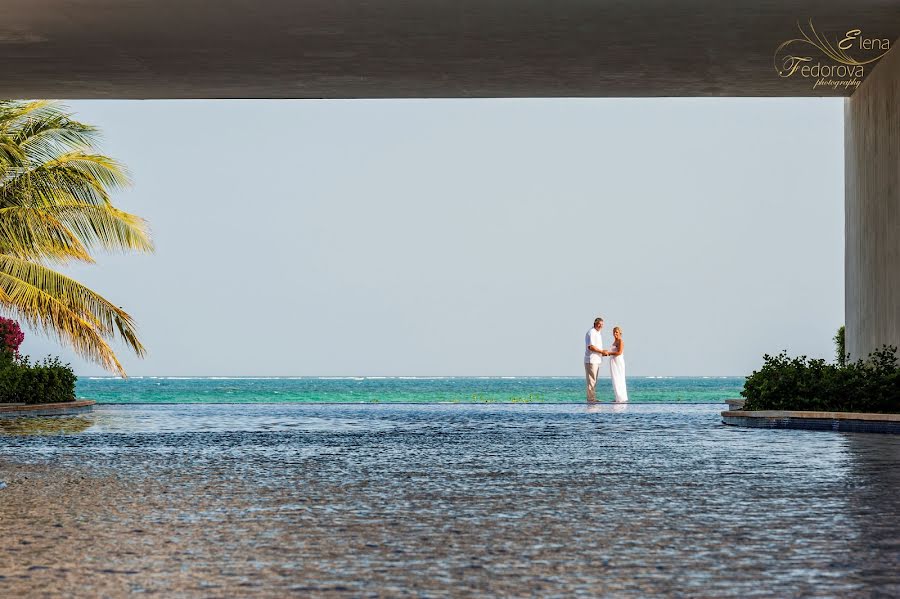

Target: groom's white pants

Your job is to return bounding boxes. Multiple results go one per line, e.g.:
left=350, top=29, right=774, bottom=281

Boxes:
left=584, top=362, right=600, bottom=402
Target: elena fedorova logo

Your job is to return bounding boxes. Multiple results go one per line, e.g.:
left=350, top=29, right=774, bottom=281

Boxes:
left=775, top=20, right=892, bottom=90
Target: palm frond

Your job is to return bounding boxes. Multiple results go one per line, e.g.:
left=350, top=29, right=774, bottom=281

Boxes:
left=0, top=204, right=152, bottom=259
left=0, top=206, right=93, bottom=263
left=0, top=100, right=57, bottom=134
left=0, top=254, right=144, bottom=350
left=0, top=99, right=151, bottom=376
left=0, top=163, right=112, bottom=209
left=18, top=116, right=99, bottom=165
left=0, top=152, right=130, bottom=204
left=0, top=267, right=126, bottom=376
left=0, top=140, right=23, bottom=167
left=0, top=255, right=145, bottom=376
left=44, top=152, right=130, bottom=189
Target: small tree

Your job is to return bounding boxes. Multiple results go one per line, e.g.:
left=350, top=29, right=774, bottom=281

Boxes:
left=834, top=325, right=847, bottom=367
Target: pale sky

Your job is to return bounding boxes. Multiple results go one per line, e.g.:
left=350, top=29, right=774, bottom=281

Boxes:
left=18, top=98, right=845, bottom=377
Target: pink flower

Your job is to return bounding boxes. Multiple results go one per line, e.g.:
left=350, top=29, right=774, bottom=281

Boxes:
left=0, top=316, right=25, bottom=356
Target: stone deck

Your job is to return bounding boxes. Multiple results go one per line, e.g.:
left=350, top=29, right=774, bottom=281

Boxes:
left=722, top=408, right=900, bottom=434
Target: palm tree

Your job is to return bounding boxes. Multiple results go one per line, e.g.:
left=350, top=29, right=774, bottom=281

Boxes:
left=0, top=100, right=153, bottom=376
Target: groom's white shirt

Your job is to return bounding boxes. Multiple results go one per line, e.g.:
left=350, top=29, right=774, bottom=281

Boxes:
left=584, top=328, right=603, bottom=365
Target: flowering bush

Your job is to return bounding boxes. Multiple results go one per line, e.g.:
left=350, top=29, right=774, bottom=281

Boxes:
left=0, top=318, right=77, bottom=404
left=0, top=317, right=24, bottom=356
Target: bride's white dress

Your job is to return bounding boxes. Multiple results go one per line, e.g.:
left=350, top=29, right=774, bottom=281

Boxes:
left=609, top=341, right=628, bottom=403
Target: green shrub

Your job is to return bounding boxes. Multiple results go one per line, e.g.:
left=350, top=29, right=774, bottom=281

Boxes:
left=0, top=350, right=24, bottom=403
left=834, top=325, right=847, bottom=367
left=742, top=345, right=900, bottom=413
left=0, top=350, right=77, bottom=404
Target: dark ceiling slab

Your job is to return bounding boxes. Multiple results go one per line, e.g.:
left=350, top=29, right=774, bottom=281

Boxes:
left=1, top=0, right=898, bottom=98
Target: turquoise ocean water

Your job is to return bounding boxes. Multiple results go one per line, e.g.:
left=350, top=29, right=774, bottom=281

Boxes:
left=75, top=376, right=744, bottom=404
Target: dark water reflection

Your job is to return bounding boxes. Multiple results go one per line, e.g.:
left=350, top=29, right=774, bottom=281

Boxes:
left=0, top=403, right=898, bottom=597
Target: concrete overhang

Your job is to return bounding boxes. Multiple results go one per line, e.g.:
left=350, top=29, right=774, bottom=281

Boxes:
left=1, top=0, right=899, bottom=98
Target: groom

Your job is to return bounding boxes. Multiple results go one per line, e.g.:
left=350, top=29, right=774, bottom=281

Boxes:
left=584, top=317, right=607, bottom=403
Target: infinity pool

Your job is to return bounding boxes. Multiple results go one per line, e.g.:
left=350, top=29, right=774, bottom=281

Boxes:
left=0, top=403, right=898, bottom=596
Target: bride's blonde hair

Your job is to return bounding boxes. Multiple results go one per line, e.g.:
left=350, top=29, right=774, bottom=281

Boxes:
left=613, top=326, right=622, bottom=335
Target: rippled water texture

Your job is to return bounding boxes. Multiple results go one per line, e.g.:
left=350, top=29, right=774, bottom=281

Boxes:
left=75, top=376, right=743, bottom=404
left=1, top=404, right=898, bottom=597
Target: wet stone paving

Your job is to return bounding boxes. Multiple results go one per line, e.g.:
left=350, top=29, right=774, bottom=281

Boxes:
left=0, top=403, right=898, bottom=597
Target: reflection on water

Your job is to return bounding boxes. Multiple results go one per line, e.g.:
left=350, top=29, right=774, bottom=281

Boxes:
left=0, top=415, right=94, bottom=436
left=842, top=434, right=900, bottom=593
left=585, top=403, right=628, bottom=414
left=0, top=403, right=897, bottom=596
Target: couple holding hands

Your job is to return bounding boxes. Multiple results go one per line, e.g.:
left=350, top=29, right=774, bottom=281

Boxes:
left=583, top=317, right=628, bottom=404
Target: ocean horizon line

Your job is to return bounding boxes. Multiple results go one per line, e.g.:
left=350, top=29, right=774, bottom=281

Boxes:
left=81, top=374, right=747, bottom=380
left=83, top=400, right=733, bottom=405
left=75, top=376, right=744, bottom=404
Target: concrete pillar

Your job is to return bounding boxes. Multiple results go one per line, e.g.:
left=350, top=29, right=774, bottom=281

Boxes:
left=845, top=40, right=900, bottom=361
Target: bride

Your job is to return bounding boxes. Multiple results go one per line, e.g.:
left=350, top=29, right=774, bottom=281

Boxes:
left=605, top=327, right=628, bottom=403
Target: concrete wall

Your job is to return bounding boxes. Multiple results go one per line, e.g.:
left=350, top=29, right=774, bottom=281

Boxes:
left=845, top=41, right=900, bottom=361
